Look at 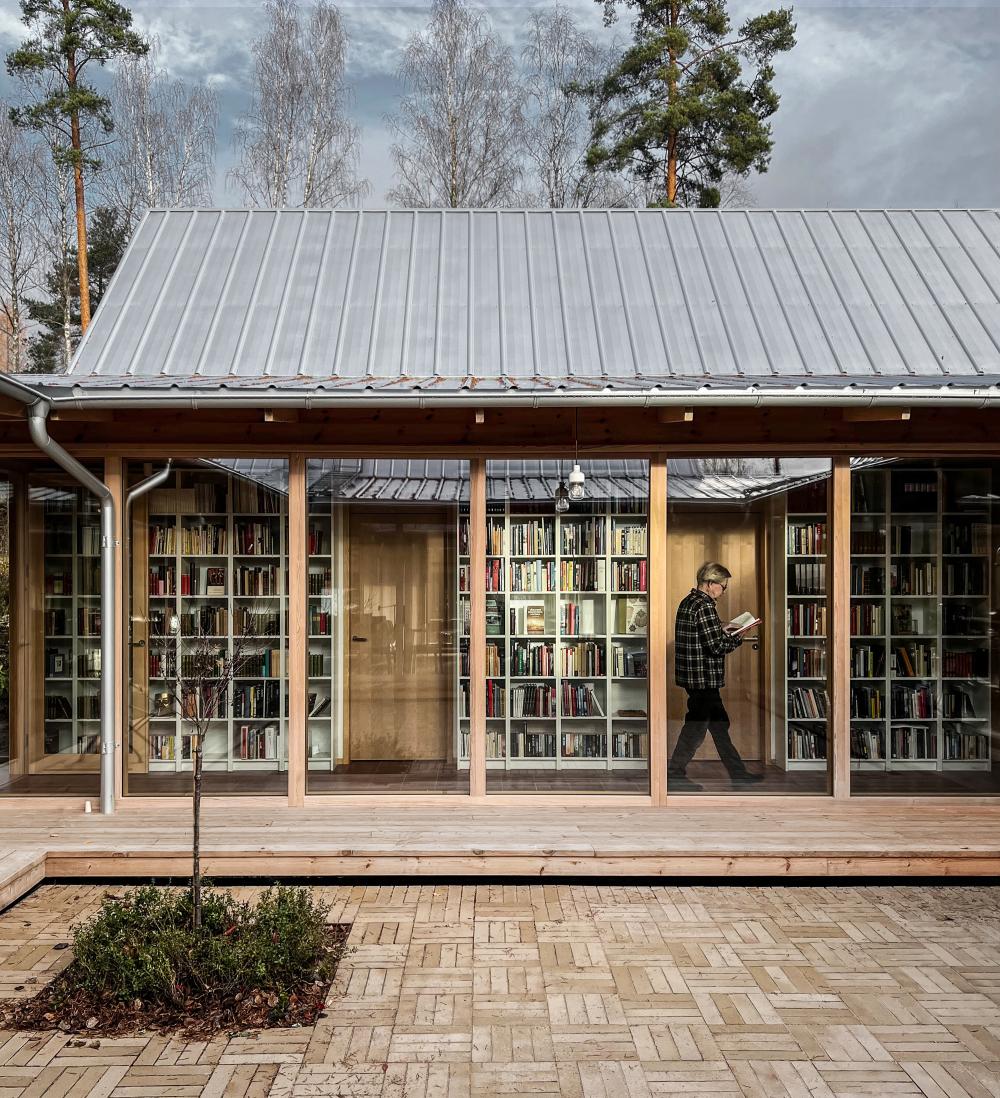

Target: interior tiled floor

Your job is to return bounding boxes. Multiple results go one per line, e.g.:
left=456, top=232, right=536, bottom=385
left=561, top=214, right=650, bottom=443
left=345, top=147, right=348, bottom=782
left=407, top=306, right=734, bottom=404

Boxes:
left=5, top=758, right=1000, bottom=797
left=2, top=881, right=1000, bottom=1096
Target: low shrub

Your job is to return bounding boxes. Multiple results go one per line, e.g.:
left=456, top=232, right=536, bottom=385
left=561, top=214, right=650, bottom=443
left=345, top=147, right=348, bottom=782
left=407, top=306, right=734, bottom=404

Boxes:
left=1, top=884, right=348, bottom=1035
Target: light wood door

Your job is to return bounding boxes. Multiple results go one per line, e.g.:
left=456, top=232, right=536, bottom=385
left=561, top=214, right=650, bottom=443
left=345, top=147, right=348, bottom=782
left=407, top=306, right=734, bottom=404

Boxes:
left=666, top=509, right=765, bottom=761
left=348, top=508, right=453, bottom=762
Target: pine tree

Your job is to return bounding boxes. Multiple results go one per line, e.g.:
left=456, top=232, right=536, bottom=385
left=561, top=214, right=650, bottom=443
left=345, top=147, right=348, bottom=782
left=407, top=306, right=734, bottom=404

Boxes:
left=586, top=0, right=795, bottom=207
left=25, top=205, right=127, bottom=372
left=6, top=0, right=147, bottom=333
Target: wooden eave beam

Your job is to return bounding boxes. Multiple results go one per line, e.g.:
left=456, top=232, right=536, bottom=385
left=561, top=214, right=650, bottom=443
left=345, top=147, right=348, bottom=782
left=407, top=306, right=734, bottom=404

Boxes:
left=657, top=407, right=694, bottom=424
left=842, top=407, right=911, bottom=422
left=264, top=408, right=299, bottom=423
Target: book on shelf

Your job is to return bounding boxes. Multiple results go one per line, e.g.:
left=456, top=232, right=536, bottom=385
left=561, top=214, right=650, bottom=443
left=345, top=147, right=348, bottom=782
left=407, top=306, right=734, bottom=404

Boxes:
left=787, top=686, right=828, bottom=719
left=612, top=645, right=647, bottom=678
left=486, top=597, right=503, bottom=636
left=307, top=692, right=331, bottom=718
left=943, top=728, right=988, bottom=760
left=611, top=560, right=646, bottom=592
left=892, top=724, right=937, bottom=760
left=615, top=597, right=647, bottom=635
left=561, top=640, right=603, bottom=677
left=510, top=560, right=555, bottom=592
left=611, top=522, right=646, bottom=556
left=562, top=731, right=607, bottom=758
left=787, top=602, right=826, bottom=636
left=509, top=682, right=555, bottom=717
left=851, top=684, right=884, bottom=718
left=525, top=604, right=546, bottom=636
left=787, top=724, right=827, bottom=760
left=562, top=519, right=606, bottom=556
left=560, top=681, right=604, bottom=717
left=787, top=521, right=827, bottom=555
left=851, top=726, right=884, bottom=760
left=511, top=640, right=553, bottom=676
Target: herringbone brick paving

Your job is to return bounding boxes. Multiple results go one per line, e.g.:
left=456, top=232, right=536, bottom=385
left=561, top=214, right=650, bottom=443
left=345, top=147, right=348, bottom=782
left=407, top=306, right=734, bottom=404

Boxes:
left=0, top=882, right=998, bottom=1096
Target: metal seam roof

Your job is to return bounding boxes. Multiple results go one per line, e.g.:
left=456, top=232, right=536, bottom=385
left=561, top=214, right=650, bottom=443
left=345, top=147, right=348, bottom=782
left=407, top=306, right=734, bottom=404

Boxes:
left=38, top=207, right=1000, bottom=391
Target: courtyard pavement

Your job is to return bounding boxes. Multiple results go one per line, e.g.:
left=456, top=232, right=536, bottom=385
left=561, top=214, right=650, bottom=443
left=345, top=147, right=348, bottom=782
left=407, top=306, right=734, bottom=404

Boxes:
left=0, top=882, right=999, bottom=1096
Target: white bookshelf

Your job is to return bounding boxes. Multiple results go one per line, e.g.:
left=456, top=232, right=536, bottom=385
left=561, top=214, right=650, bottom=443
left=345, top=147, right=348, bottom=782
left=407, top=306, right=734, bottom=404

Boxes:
left=141, top=469, right=288, bottom=774
left=458, top=501, right=649, bottom=772
left=305, top=501, right=345, bottom=771
left=847, top=466, right=992, bottom=773
left=41, top=490, right=102, bottom=758
left=781, top=482, right=830, bottom=772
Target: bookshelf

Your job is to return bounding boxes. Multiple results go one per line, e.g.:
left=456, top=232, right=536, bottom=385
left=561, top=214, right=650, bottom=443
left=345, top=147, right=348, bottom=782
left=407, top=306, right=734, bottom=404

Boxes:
left=41, top=488, right=102, bottom=759
left=305, top=499, right=344, bottom=770
left=781, top=479, right=830, bottom=771
left=846, top=466, right=992, bottom=773
left=459, top=500, right=649, bottom=772
left=140, top=468, right=288, bottom=774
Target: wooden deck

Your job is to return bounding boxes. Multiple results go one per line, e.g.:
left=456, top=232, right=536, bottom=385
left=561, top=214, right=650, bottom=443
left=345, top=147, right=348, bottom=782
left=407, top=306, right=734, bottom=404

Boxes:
left=2, top=801, right=1000, bottom=909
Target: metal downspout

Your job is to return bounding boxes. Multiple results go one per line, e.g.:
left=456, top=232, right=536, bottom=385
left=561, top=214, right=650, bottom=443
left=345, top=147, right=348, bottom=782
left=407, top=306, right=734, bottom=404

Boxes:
left=26, top=404, right=118, bottom=815
left=123, top=462, right=172, bottom=791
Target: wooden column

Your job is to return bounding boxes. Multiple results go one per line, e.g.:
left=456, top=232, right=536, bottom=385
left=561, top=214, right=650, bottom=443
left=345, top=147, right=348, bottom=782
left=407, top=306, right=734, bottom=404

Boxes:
left=8, top=473, right=28, bottom=783
left=830, top=457, right=851, bottom=798
left=469, top=459, right=486, bottom=797
left=649, top=455, right=668, bottom=805
left=105, top=457, right=126, bottom=804
left=287, top=456, right=307, bottom=807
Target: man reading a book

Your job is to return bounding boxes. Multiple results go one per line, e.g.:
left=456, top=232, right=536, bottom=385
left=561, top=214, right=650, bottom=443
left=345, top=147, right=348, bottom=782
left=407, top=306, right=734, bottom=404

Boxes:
left=668, top=562, right=764, bottom=790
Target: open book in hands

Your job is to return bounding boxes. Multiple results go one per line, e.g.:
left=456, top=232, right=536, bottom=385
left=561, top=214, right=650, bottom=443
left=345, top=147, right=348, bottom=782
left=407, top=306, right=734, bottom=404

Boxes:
left=724, top=611, right=761, bottom=635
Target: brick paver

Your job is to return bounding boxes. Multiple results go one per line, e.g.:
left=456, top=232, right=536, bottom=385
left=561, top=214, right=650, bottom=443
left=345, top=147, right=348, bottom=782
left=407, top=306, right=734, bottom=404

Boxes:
left=0, top=883, right=998, bottom=1095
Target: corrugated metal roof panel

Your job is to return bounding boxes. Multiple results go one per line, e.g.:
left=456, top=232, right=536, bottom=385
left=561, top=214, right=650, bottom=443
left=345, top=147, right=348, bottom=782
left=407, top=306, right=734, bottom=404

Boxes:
left=55, top=208, right=1000, bottom=389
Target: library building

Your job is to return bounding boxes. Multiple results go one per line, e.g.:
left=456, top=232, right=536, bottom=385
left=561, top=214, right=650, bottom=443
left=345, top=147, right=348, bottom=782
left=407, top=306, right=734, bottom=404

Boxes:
left=2, top=207, right=1000, bottom=811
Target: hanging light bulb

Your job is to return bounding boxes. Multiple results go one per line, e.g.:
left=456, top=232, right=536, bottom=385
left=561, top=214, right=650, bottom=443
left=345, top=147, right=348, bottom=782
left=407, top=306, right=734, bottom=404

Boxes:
left=555, top=480, right=570, bottom=513
left=567, top=408, right=586, bottom=500
left=568, top=462, right=586, bottom=501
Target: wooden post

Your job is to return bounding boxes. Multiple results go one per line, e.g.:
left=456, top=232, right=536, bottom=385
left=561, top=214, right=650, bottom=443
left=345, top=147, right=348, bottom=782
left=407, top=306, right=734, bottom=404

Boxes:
left=105, top=457, right=126, bottom=804
left=469, top=459, right=486, bottom=797
left=830, top=457, right=851, bottom=798
left=649, top=455, right=668, bottom=805
left=8, top=473, right=27, bottom=783
left=287, top=456, right=307, bottom=807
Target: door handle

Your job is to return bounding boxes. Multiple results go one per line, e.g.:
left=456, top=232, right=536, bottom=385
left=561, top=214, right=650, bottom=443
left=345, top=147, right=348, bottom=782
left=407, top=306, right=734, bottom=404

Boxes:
left=351, top=635, right=368, bottom=642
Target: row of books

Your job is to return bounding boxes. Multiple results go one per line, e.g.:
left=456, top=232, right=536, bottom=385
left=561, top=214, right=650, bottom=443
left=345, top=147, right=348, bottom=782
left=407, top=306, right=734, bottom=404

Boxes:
left=851, top=564, right=884, bottom=596
left=232, top=481, right=281, bottom=514
left=562, top=520, right=607, bottom=557
left=149, top=523, right=227, bottom=555
left=851, top=602, right=885, bottom=636
left=308, top=526, right=326, bottom=555
left=891, top=561, right=936, bottom=596
left=852, top=685, right=884, bottom=718
left=611, top=523, right=646, bottom=556
left=789, top=562, right=826, bottom=595
left=486, top=679, right=505, bottom=717
left=787, top=725, right=826, bottom=760
left=510, top=560, right=557, bottom=592
left=45, top=694, right=101, bottom=720
left=787, top=521, right=827, bottom=555
left=310, top=609, right=332, bottom=635
left=561, top=642, right=604, bottom=678
left=613, top=730, right=649, bottom=758
left=892, top=643, right=934, bottom=678
left=148, top=733, right=191, bottom=761
left=891, top=684, right=935, bottom=719
left=891, top=524, right=935, bottom=554
left=562, top=732, right=607, bottom=758
left=511, top=640, right=553, bottom=677
left=943, top=562, right=985, bottom=595
left=237, top=723, right=280, bottom=760
left=943, top=685, right=979, bottom=717
left=851, top=529, right=885, bottom=554
left=851, top=727, right=884, bottom=760
left=788, top=603, right=826, bottom=637
left=943, top=521, right=988, bottom=555
left=234, top=565, right=280, bottom=596
left=850, top=643, right=884, bottom=678
left=562, top=682, right=604, bottom=717
left=486, top=642, right=503, bottom=677
left=892, top=726, right=937, bottom=759
left=512, top=683, right=557, bottom=717
left=564, top=559, right=608, bottom=591
left=509, top=730, right=557, bottom=757
left=611, top=561, right=647, bottom=592
left=44, top=570, right=73, bottom=595
left=233, top=521, right=280, bottom=556
left=232, top=682, right=281, bottom=719
left=240, top=648, right=283, bottom=677
left=179, top=607, right=229, bottom=636
left=942, top=649, right=989, bottom=678
left=788, top=645, right=826, bottom=678
left=510, top=520, right=555, bottom=556
left=943, top=729, right=989, bottom=760
left=787, top=686, right=828, bottom=720
left=308, top=570, right=331, bottom=596
left=611, top=647, right=648, bottom=678
left=149, top=483, right=228, bottom=514
left=487, top=518, right=505, bottom=556
left=308, top=653, right=326, bottom=677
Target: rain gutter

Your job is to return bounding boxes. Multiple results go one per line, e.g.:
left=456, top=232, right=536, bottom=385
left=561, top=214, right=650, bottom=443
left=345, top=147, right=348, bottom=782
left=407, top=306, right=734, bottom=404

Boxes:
left=0, top=376, right=119, bottom=815
left=40, top=385, right=1000, bottom=411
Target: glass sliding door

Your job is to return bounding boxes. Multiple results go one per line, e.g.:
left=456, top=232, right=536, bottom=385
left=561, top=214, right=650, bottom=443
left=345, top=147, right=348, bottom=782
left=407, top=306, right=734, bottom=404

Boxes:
left=483, top=460, right=650, bottom=794
left=126, top=459, right=289, bottom=796
left=850, top=459, right=1000, bottom=795
left=666, top=458, right=833, bottom=795
left=305, top=459, right=468, bottom=794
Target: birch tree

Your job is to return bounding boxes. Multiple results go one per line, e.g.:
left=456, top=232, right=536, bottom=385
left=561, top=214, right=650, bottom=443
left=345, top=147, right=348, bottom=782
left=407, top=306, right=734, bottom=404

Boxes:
left=386, top=0, right=525, bottom=208
left=521, top=6, right=634, bottom=208
left=229, top=0, right=366, bottom=207
left=27, top=145, right=76, bottom=371
left=0, top=111, right=44, bottom=371
left=103, top=41, right=218, bottom=232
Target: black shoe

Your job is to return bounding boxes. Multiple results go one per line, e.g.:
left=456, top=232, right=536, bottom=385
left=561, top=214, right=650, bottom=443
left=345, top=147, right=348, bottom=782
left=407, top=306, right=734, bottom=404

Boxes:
left=668, top=774, right=703, bottom=792
left=731, top=771, right=765, bottom=784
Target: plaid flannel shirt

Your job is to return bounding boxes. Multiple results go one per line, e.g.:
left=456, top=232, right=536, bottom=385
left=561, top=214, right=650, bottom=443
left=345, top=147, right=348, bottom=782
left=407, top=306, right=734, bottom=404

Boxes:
left=674, top=588, right=742, bottom=690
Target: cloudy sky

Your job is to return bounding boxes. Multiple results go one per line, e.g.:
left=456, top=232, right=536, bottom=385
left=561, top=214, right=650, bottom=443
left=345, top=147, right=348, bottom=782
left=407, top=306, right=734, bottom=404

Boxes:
left=0, top=0, right=997, bottom=208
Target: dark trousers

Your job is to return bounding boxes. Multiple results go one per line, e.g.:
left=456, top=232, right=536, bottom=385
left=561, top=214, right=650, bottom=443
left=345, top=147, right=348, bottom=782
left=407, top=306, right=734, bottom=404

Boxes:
left=668, top=687, right=749, bottom=777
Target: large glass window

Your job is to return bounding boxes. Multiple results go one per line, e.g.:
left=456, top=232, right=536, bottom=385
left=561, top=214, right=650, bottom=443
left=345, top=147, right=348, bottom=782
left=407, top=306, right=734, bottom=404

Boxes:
left=306, top=459, right=468, bottom=794
left=666, top=458, right=832, bottom=795
left=851, top=460, right=1000, bottom=795
left=483, top=460, right=650, bottom=794
left=126, top=460, right=289, bottom=796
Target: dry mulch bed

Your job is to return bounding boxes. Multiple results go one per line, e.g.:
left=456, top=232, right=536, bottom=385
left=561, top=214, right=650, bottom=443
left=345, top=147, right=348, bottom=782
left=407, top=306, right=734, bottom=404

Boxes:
left=0, top=923, right=350, bottom=1039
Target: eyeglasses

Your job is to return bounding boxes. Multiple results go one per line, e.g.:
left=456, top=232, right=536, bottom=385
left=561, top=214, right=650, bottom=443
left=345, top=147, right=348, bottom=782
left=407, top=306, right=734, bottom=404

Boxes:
left=712, top=580, right=728, bottom=591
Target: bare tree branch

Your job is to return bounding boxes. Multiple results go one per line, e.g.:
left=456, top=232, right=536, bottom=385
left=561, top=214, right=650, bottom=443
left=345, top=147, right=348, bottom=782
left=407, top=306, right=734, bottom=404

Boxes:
left=386, top=0, right=525, bottom=208
left=102, top=40, right=218, bottom=232
left=229, top=0, right=367, bottom=208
